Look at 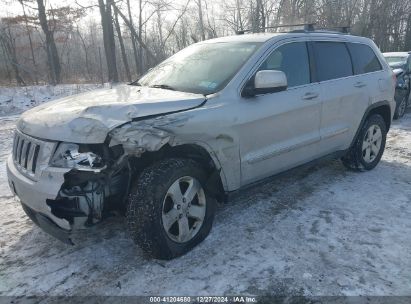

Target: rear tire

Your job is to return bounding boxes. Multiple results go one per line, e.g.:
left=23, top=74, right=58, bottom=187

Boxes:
left=341, top=114, right=387, bottom=171
left=394, top=94, right=407, bottom=119
left=126, top=158, right=216, bottom=260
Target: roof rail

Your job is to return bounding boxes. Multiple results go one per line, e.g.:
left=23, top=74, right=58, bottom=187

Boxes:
left=236, top=23, right=316, bottom=35
left=314, top=26, right=351, bottom=34
left=236, top=23, right=351, bottom=35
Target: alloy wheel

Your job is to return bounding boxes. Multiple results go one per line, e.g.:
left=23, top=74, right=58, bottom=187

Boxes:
left=161, top=176, right=206, bottom=243
left=362, top=124, right=382, bottom=163
left=398, top=97, right=407, bottom=118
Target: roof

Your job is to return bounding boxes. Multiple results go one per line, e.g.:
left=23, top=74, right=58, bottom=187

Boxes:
left=202, top=31, right=371, bottom=44
left=383, top=52, right=410, bottom=57
left=202, top=33, right=284, bottom=43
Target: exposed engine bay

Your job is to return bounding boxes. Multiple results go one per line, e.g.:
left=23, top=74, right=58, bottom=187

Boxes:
left=46, top=143, right=129, bottom=229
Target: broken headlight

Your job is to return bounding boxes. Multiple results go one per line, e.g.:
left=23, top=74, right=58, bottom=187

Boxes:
left=50, top=143, right=106, bottom=171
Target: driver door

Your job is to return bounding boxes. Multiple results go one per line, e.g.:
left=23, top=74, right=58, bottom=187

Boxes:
left=237, top=41, right=322, bottom=185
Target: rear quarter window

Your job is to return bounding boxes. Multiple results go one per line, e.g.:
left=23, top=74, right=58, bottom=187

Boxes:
left=313, top=41, right=353, bottom=81
left=347, top=43, right=382, bottom=74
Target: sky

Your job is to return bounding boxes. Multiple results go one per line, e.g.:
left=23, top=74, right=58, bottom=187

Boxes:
left=0, top=0, right=101, bottom=18
left=0, top=0, right=192, bottom=29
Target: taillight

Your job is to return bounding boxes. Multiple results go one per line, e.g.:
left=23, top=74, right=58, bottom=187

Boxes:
left=392, top=72, right=397, bottom=88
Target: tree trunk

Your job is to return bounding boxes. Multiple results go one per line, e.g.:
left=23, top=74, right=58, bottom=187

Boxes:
left=114, top=9, right=131, bottom=82
left=98, top=0, right=119, bottom=83
left=197, top=0, right=206, bottom=40
left=77, top=27, right=92, bottom=81
left=20, top=0, right=38, bottom=84
left=405, top=14, right=411, bottom=51
left=36, top=0, right=61, bottom=85
left=138, top=0, right=144, bottom=73
left=236, top=0, right=243, bottom=31
left=98, top=46, right=104, bottom=85
left=126, top=0, right=140, bottom=76
left=0, top=32, right=25, bottom=86
left=112, top=4, right=157, bottom=63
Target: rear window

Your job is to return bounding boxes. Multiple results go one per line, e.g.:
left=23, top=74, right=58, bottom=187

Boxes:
left=313, top=42, right=353, bottom=81
left=348, top=43, right=382, bottom=74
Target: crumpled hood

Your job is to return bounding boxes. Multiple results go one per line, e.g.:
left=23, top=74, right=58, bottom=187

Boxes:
left=17, top=85, right=205, bottom=143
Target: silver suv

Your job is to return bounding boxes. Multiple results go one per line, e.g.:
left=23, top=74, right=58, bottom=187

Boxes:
left=7, top=29, right=395, bottom=259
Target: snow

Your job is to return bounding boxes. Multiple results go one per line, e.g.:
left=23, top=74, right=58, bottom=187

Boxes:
left=0, top=84, right=106, bottom=116
left=1, top=86, right=411, bottom=298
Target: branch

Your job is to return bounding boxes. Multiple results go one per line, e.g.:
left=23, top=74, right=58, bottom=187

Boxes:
left=111, top=3, right=157, bottom=61
left=162, top=0, right=191, bottom=46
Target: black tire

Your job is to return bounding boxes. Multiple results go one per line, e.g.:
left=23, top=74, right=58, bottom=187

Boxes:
left=393, top=94, right=407, bottom=119
left=126, top=158, right=216, bottom=260
left=341, top=114, right=387, bottom=171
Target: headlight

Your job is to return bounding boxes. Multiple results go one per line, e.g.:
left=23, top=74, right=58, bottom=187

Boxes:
left=50, top=143, right=106, bottom=171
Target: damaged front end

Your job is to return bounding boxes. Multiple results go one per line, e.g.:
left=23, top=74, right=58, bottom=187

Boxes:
left=47, top=143, right=129, bottom=231
left=8, top=107, right=225, bottom=245
left=8, top=115, right=180, bottom=245
left=7, top=84, right=215, bottom=245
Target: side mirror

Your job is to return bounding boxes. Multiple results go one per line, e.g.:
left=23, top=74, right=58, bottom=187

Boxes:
left=393, top=68, right=404, bottom=76
left=242, top=70, right=288, bottom=97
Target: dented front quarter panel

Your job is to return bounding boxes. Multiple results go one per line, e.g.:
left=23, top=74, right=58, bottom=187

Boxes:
left=109, top=94, right=242, bottom=191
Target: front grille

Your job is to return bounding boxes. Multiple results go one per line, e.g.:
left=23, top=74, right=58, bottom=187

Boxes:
left=12, top=131, right=45, bottom=178
left=13, top=134, right=40, bottom=173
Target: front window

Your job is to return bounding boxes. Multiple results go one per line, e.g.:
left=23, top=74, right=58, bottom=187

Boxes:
left=138, top=42, right=262, bottom=95
left=259, top=42, right=310, bottom=88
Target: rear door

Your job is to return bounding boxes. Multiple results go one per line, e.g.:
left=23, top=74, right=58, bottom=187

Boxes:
left=346, top=42, right=386, bottom=121
left=312, top=40, right=370, bottom=154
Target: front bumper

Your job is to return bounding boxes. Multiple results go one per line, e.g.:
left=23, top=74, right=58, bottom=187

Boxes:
left=7, top=155, right=72, bottom=232
left=21, top=202, right=73, bottom=245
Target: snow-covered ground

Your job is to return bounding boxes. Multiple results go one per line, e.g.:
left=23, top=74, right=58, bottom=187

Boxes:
left=0, top=84, right=105, bottom=116
left=1, top=86, right=411, bottom=298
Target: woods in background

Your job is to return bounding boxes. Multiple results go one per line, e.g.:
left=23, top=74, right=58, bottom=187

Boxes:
left=1, top=0, right=411, bottom=86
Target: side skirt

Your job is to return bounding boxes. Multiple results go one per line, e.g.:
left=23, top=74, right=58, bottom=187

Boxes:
left=224, top=149, right=348, bottom=203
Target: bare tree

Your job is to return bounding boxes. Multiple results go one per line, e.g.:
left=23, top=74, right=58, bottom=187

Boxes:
left=19, top=0, right=38, bottom=84
left=98, top=0, right=119, bottom=82
left=36, top=0, right=61, bottom=84
left=114, top=8, right=131, bottom=82
left=0, top=25, right=25, bottom=85
left=197, top=0, right=206, bottom=40
left=2, top=0, right=411, bottom=85
left=405, top=13, right=411, bottom=50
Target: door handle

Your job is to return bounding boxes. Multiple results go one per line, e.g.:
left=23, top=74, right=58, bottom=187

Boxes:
left=302, top=92, right=319, bottom=100
left=354, top=82, right=366, bottom=88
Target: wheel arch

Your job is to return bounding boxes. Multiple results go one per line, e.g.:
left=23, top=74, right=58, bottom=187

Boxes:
left=129, top=143, right=227, bottom=202
left=350, top=101, right=391, bottom=148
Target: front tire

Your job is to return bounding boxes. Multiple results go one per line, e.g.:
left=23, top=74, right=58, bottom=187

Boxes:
left=341, top=114, right=387, bottom=171
left=126, top=158, right=216, bottom=260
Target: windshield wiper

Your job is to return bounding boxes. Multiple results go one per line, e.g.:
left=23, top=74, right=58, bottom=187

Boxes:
left=149, top=84, right=176, bottom=91
left=129, top=80, right=141, bottom=86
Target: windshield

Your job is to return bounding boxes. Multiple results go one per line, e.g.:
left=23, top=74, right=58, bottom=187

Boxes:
left=138, top=42, right=262, bottom=95
left=384, top=56, right=407, bottom=66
